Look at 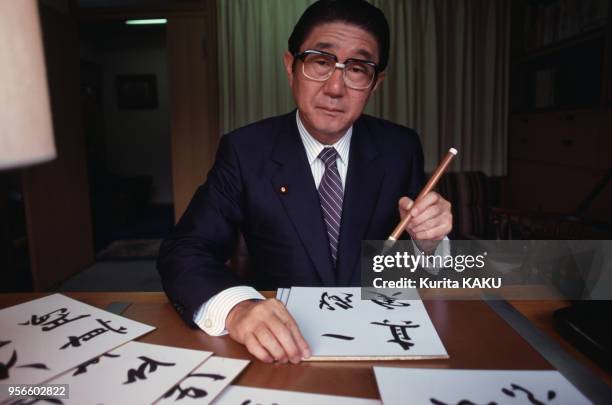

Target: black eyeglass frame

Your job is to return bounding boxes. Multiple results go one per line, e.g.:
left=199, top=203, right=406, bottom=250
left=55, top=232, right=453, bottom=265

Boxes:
left=293, top=49, right=380, bottom=89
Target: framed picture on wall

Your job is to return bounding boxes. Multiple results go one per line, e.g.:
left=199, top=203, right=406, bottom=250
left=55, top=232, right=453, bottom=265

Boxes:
left=116, top=74, right=158, bottom=110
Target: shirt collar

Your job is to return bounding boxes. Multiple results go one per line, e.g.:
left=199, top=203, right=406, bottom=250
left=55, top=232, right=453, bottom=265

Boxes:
left=296, top=110, right=352, bottom=165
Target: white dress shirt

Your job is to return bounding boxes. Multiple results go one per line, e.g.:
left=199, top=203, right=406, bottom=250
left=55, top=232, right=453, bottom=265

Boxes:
left=194, top=111, right=448, bottom=335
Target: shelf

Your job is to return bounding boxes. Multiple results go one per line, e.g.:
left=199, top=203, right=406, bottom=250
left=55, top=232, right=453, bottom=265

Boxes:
left=511, top=102, right=603, bottom=115
left=516, top=27, right=607, bottom=64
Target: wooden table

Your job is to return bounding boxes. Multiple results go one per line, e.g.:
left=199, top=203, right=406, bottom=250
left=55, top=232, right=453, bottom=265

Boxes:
left=0, top=292, right=609, bottom=399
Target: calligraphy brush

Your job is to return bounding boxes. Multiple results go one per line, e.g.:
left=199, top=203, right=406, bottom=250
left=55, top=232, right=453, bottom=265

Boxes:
left=381, top=147, right=458, bottom=255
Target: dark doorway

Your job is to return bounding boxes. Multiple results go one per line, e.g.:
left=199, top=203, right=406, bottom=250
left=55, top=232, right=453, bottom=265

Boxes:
left=78, top=19, right=174, bottom=259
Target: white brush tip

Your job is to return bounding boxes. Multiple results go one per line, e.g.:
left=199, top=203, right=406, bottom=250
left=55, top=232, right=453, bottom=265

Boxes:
left=449, top=147, right=458, bottom=155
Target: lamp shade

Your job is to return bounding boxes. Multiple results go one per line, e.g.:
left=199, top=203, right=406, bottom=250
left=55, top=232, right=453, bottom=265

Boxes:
left=0, top=0, right=56, bottom=170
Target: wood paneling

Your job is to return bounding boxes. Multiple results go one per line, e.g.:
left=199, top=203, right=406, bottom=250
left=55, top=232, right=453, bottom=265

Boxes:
left=507, top=159, right=604, bottom=213
left=507, top=109, right=612, bottom=215
left=76, top=0, right=208, bottom=20
left=0, top=177, right=12, bottom=291
left=606, top=0, right=612, bottom=105
left=167, top=2, right=220, bottom=220
left=509, top=111, right=606, bottom=170
left=20, top=4, right=94, bottom=291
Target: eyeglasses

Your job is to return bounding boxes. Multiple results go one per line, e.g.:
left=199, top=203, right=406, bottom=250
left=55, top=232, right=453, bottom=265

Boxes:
left=294, top=49, right=379, bottom=90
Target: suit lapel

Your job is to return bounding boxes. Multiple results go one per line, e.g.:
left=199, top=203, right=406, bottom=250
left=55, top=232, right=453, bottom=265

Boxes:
left=336, top=117, right=385, bottom=286
left=270, top=113, right=336, bottom=286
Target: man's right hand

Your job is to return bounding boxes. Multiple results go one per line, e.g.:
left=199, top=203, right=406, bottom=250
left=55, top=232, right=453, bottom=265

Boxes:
left=225, top=298, right=311, bottom=364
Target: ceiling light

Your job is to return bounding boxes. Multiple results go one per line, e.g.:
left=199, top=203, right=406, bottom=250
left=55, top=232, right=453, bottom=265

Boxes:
left=125, top=19, right=167, bottom=25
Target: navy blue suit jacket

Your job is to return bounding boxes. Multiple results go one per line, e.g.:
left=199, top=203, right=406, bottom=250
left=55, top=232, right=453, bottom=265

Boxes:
left=157, top=111, right=425, bottom=325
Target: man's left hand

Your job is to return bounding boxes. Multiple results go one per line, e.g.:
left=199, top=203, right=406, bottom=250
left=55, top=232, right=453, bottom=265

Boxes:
left=398, top=192, right=452, bottom=253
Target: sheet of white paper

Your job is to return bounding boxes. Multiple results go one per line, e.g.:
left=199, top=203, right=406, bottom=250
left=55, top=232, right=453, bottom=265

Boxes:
left=285, top=287, right=447, bottom=359
left=46, top=341, right=212, bottom=405
left=211, top=385, right=381, bottom=404
left=156, top=356, right=249, bottom=404
left=0, top=294, right=155, bottom=391
left=373, top=367, right=592, bottom=405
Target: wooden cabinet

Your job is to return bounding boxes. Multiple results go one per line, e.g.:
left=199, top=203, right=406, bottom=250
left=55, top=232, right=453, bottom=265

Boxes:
left=507, top=110, right=612, bottom=220
left=507, top=1, right=612, bottom=225
left=510, top=112, right=607, bottom=170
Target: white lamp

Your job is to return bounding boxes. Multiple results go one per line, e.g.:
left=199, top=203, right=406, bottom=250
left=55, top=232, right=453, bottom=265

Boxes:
left=0, top=0, right=56, bottom=170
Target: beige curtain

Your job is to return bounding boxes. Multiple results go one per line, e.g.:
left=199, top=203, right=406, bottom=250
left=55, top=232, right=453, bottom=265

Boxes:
left=217, top=0, right=509, bottom=175
left=217, top=0, right=315, bottom=132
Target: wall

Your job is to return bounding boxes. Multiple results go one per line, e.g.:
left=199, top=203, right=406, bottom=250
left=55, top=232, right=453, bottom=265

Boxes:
left=166, top=11, right=220, bottom=219
left=21, top=3, right=95, bottom=290
left=81, top=26, right=173, bottom=204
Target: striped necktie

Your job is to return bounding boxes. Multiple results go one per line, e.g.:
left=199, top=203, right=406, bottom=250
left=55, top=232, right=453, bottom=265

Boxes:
left=317, top=147, right=343, bottom=266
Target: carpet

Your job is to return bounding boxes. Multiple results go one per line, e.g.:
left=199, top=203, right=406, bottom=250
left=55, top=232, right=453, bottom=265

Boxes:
left=96, top=239, right=161, bottom=261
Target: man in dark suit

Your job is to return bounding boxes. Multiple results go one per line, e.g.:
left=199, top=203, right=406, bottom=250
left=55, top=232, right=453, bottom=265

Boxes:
left=158, top=0, right=452, bottom=364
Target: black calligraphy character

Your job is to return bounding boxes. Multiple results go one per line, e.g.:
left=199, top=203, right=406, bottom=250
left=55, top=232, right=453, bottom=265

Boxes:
left=0, top=341, right=49, bottom=380
left=19, top=308, right=90, bottom=332
left=319, top=292, right=354, bottom=310
left=241, top=401, right=279, bottom=405
left=430, top=383, right=557, bottom=405
left=72, top=353, right=120, bottom=376
left=124, top=356, right=175, bottom=384
left=162, top=372, right=225, bottom=400
left=163, top=385, right=208, bottom=401
left=189, top=372, right=225, bottom=380
left=0, top=346, right=17, bottom=380
left=370, top=292, right=411, bottom=310
left=60, top=319, right=127, bottom=350
left=371, top=320, right=420, bottom=350
left=321, top=334, right=355, bottom=340
left=501, top=383, right=556, bottom=405
left=430, top=399, right=496, bottom=405
left=0, top=340, right=14, bottom=379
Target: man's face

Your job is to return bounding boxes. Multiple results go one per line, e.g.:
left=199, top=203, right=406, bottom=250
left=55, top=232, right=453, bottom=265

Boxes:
left=284, top=22, right=385, bottom=144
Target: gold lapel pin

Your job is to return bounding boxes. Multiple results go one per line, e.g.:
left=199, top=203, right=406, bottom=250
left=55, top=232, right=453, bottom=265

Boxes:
left=279, top=186, right=288, bottom=194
